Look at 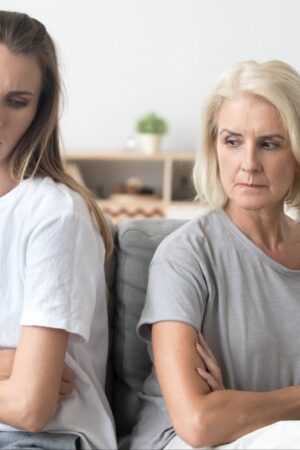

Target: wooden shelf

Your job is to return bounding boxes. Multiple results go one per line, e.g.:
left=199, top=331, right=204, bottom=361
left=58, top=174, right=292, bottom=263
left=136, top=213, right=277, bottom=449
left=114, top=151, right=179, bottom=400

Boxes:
left=63, top=150, right=196, bottom=161
left=63, top=150, right=198, bottom=222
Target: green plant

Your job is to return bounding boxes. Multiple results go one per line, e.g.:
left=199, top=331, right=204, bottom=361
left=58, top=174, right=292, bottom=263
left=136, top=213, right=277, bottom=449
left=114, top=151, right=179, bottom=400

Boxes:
left=136, top=113, right=168, bottom=135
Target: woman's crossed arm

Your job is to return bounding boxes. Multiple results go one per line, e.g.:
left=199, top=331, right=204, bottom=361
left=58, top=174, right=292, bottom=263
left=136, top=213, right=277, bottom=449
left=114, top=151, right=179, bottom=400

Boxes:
left=153, top=321, right=300, bottom=448
left=0, top=326, right=70, bottom=432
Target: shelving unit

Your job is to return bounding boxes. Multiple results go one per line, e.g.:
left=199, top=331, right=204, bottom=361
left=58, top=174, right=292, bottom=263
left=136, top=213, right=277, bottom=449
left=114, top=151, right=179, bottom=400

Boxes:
left=64, top=150, right=201, bottom=222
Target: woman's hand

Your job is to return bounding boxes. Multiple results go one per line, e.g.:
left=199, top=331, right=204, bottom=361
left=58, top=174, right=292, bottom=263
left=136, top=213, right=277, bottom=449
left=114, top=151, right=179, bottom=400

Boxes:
left=58, top=363, right=76, bottom=401
left=196, top=332, right=225, bottom=391
left=0, top=349, right=75, bottom=399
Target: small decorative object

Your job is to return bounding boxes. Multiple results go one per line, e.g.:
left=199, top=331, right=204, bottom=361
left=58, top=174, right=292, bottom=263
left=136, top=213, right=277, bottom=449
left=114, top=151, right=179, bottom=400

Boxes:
left=136, top=113, right=168, bottom=154
left=124, top=136, right=137, bottom=151
left=112, top=177, right=156, bottom=198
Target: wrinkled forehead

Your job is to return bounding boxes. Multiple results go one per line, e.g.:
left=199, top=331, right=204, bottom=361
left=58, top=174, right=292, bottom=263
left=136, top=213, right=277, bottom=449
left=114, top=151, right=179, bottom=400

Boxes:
left=215, top=94, right=287, bottom=137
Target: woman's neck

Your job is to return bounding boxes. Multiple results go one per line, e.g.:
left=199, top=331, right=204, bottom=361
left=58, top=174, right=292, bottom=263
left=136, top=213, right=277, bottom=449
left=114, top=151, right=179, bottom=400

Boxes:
left=224, top=202, right=295, bottom=254
left=0, top=166, right=18, bottom=197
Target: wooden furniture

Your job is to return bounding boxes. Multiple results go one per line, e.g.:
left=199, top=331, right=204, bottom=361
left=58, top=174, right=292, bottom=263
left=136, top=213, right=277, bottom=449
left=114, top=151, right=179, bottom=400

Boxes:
left=64, top=150, right=200, bottom=222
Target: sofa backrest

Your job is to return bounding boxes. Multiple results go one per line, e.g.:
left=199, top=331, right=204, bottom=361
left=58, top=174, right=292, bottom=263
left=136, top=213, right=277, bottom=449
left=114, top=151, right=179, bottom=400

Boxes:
left=106, top=218, right=186, bottom=440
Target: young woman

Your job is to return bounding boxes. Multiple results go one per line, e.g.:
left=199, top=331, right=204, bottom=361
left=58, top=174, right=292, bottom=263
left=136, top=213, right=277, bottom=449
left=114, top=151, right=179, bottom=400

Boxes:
left=0, top=11, right=117, bottom=450
left=130, top=60, right=300, bottom=449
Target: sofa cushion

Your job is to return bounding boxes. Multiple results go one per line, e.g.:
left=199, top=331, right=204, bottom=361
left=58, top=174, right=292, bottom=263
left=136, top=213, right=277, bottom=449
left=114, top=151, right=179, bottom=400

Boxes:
left=111, top=218, right=186, bottom=439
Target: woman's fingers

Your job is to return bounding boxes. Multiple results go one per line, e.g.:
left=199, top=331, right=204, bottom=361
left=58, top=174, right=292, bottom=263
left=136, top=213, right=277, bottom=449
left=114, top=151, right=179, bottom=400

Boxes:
left=197, top=367, right=222, bottom=391
left=58, top=393, right=65, bottom=402
left=196, top=342, right=221, bottom=379
left=59, top=379, right=74, bottom=396
left=58, top=363, right=76, bottom=401
left=195, top=333, right=225, bottom=390
left=198, top=332, right=217, bottom=362
left=62, top=362, right=76, bottom=383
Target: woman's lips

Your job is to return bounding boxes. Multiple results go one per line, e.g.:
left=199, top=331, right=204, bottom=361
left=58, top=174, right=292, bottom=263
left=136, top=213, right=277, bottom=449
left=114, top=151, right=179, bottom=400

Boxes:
left=236, top=183, right=266, bottom=188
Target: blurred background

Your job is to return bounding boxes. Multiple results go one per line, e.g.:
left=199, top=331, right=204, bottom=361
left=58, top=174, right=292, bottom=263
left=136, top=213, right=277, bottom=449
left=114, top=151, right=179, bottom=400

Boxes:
left=1, top=0, right=299, bottom=222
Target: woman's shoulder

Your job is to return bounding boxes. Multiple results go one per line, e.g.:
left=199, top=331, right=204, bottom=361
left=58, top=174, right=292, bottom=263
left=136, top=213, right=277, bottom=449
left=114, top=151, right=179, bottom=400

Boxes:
left=21, top=177, right=104, bottom=255
left=23, top=176, right=90, bottom=222
left=153, top=208, right=224, bottom=264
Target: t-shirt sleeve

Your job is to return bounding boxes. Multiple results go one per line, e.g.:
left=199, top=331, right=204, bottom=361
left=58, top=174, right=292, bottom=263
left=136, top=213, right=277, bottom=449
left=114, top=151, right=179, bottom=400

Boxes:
left=21, top=212, right=104, bottom=342
left=137, top=253, right=208, bottom=342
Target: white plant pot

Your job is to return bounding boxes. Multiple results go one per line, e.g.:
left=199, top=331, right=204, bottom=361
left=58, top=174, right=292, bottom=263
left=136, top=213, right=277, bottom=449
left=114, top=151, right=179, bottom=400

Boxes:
left=139, top=133, right=161, bottom=155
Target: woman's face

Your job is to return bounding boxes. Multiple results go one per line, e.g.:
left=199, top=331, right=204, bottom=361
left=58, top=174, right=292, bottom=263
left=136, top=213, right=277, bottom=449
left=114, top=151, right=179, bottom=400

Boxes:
left=0, top=43, right=42, bottom=172
left=216, top=94, right=297, bottom=212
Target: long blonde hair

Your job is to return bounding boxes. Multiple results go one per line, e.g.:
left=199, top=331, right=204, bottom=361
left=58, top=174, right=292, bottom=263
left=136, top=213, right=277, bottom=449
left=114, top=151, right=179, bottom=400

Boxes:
left=193, top=60, right=300, bottom=209
left=0, top=10, right=113, bottom=256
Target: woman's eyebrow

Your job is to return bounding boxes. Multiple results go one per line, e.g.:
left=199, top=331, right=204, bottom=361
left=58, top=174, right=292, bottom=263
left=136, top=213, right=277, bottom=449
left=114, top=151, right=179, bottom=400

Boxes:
left=258, top=134, right=285, bottom=140
left=219, top=129, right=285, bottom=140
left=8, top=90, right=34, bottom=96
left=219, top=128, right=242, bottom=136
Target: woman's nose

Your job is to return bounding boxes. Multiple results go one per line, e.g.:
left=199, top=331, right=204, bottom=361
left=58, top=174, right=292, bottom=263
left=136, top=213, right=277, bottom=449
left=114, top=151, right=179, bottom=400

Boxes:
left=240, top=144, right=261, bottom=173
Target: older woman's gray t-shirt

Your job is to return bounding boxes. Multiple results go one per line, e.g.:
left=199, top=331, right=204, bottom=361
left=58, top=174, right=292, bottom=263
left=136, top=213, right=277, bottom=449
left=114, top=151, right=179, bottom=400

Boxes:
left=130, top=210, right=300, bottom=450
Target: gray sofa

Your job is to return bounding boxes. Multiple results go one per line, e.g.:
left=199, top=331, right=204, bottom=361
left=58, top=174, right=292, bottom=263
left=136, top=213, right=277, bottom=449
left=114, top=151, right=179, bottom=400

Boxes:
left=105, top=218, right=186, bottom=448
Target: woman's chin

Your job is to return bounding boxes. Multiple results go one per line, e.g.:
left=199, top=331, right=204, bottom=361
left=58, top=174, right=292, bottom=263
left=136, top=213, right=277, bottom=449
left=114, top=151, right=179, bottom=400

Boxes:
left=228, top=197, right=277, bottom=212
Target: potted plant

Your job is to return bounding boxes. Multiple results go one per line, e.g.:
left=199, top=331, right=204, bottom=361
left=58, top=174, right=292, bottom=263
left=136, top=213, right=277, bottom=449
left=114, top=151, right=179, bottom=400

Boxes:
left=136, top=113, right=168, bottom=154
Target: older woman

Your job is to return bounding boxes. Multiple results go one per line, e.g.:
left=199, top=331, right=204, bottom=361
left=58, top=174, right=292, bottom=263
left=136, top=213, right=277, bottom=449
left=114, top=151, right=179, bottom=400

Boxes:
left=130, top=60, right=300, bottom=449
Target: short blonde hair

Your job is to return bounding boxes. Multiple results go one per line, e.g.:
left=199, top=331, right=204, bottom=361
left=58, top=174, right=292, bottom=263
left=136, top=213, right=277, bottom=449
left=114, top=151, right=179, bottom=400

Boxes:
left=193, top=60, right=300, bottom=209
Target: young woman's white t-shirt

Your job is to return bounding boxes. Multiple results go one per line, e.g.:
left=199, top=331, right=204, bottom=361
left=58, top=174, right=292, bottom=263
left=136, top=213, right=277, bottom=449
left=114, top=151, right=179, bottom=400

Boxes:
left=0, top=177, right=117, bottom=450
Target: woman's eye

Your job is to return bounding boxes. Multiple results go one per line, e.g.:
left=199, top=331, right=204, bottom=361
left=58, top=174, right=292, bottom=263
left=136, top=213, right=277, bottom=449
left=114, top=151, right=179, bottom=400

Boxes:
left=261, top=140, right=279, bottom=149
left=8, top=98, right=27, bottom=108
left=225, top=137, right=240, bottom=147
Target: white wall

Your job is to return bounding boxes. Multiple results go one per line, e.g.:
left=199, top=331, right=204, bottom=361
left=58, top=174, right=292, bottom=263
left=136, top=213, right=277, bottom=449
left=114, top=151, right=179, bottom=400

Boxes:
left=1, top=0, right=300, bottom=152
